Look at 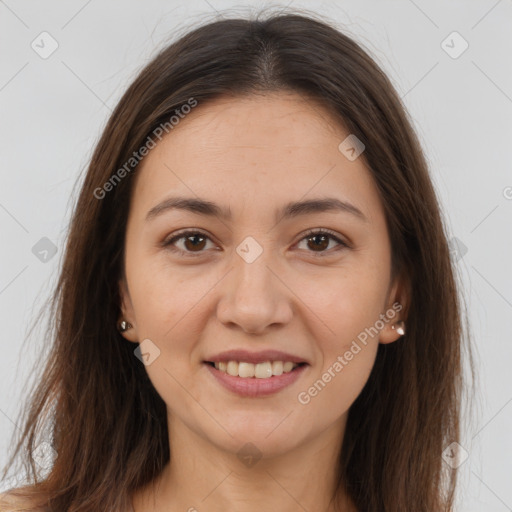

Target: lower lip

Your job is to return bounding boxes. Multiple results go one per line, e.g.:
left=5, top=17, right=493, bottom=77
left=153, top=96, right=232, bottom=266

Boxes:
left=204, top=363, right=308, bottom=397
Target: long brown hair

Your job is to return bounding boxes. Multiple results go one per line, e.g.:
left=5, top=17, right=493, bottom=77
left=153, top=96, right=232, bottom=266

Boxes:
left=1, top=9, right=475, bottom=512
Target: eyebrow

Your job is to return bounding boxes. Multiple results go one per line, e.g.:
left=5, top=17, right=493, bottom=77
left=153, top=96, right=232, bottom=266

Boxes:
left=145, top=196, right=368, bottom=223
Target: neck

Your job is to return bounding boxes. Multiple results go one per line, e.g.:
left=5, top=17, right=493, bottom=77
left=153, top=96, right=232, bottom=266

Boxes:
left=133, top=412, right=357, bottom=512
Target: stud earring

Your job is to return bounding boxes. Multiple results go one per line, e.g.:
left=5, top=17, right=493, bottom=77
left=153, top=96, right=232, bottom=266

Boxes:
left=118, top=320, right=133, bottom=333
left=391, top=320, right=406, bottom=336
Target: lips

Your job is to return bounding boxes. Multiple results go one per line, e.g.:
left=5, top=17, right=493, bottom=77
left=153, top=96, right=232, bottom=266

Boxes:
left=204, top=360, right=308, bottom=397
left=202, top=349, right=310, bottom=397
left=204, top=349, right=309, bottom=365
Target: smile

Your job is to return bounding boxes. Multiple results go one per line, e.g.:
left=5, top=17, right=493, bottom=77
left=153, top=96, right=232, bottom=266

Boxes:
left=211, top=360, right=302, bottom=378
left=204, top=361, right=308, bottom=397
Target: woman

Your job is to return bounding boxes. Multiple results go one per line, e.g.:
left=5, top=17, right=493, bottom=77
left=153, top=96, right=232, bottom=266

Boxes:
left=0, top=10, right=473, bottom=512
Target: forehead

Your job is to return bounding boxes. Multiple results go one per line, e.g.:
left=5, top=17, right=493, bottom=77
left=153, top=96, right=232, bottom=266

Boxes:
left=130, top=92, right=384, bottom=227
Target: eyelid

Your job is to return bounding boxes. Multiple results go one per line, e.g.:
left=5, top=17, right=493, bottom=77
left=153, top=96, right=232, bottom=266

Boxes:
left=161, top=229, right=217, bottom=257
left=161, top=227, right=350, bottom=256
left=298, top=227, right=350, bottom=248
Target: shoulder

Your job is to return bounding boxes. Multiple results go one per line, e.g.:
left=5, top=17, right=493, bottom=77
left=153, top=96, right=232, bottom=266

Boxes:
left=0, top=489, right=42, bottom=511
left=0, top=489, right=27, bottom=510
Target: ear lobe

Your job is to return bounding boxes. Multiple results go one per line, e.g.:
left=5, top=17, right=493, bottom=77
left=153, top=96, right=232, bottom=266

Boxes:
left=379, top=320, right=405, bottom=344
left=379, top=270, right=410, bottom=345
left=118, top=277, right=138, bottom=343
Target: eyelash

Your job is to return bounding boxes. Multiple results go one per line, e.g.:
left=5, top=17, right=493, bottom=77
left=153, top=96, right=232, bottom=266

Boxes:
left=161, top=228, right=349, bottom=258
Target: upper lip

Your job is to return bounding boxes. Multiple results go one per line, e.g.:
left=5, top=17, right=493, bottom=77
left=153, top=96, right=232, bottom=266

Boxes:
left=204, top=349, right=309, bottom=365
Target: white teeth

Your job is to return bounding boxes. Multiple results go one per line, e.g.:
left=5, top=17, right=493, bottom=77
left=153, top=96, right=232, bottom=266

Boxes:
left=271, top=361, right=283, bottom=376
left=226, top=361, right=238, bottom=377
left=255, top=362, right=272, bottom=378
left=238, top=362, right=255, bottom=378
left=283, top=361, right=294, bottom=372
left=212, top=360, right=300, bottom=378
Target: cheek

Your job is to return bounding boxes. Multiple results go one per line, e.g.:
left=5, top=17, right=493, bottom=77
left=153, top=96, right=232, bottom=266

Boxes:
left=303, top=264, right=388, bottom=346
left=128, top=255, right=207, bottom=334
left=324, top=349, right=377, bottom=420
left=127, top=263, right=216, bottom=400
left=298, top=337, right=379, bottom=421
left=297, top=264, right=386, bottom=411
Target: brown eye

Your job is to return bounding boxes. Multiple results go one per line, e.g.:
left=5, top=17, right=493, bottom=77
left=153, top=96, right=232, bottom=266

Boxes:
left=163, top=228, right=348, bottom=258
left=163, top=230, right=214, bottom=256
left=296, top=229, right=348, bottom=256
left=182, top=233, right=207, bottom=251
left=306, top=233, right=330, bottom=251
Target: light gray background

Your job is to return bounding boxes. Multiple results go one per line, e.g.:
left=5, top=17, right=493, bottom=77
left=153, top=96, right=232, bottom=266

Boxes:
left=1, top=1, right=511, bottom=510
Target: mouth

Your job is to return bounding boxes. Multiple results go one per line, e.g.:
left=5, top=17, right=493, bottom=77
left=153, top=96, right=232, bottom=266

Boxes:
left=203, top=360, right=309, bottom=397
left=203, top=360, right=308, bottom=378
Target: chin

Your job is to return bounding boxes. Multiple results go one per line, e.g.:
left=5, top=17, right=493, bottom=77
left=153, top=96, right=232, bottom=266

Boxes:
left=208, top=420, right=303, bottom=458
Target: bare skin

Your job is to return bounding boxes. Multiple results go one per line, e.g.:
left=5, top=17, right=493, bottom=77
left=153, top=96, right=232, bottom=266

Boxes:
left=119, top=91, right=408, bottom=512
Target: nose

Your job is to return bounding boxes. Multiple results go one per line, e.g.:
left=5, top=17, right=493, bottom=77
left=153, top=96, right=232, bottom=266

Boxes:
left=216, top=247, right=293, bottom=335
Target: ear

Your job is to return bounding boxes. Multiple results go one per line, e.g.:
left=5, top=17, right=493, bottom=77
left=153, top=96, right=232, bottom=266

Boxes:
left=379, top=269, right=410, bottom=345
left=118, top=276, right=139, bottom=343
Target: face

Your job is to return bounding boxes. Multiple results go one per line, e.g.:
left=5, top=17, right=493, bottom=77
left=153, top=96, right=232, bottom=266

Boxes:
left=119, top=92, right=407, bottom=459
